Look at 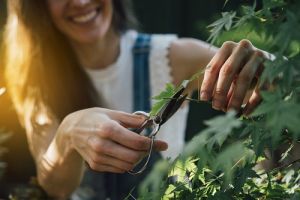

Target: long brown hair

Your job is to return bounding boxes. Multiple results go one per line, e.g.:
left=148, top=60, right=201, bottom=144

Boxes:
left=2, top=0, right=136, bottom=126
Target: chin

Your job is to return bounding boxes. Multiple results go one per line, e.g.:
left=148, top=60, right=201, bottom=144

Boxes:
left=61, top=2, right=113, bottom=44
left=72, top=29, right=105, bottom=44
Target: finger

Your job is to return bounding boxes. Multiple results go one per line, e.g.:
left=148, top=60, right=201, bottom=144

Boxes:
left=227, top=51, right=264, bottom=111
left=105, top=110, right=147, bottom=128
left=200, top=41, right=235, bottom=101
left=86, top=161, right=126, bottom=173
left=88, top=136, right=147, bottom=164
left=101, top=121, right=168, bottom=151
left=224, top=81, right=236, bottom=112
left=243, top=85, right=262, bottom=116
left=89, top=152, right=135, bottom=171
left=97, top=120, right=151, bottom=151
left=153, top=139, right=168, bottom=151
left=213, top=40, right=252, bottom=110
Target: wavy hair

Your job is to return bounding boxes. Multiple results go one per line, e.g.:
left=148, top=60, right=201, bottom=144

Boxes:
left=2, top=0, right=136, bottom=126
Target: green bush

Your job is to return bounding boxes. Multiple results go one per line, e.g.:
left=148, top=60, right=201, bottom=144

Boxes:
left=138, top=0, right=300, bottom=199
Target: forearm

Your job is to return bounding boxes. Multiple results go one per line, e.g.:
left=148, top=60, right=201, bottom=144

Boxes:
left=37, top=128, right=84, bottom=199
left=169, top=38, right=218, bottom=91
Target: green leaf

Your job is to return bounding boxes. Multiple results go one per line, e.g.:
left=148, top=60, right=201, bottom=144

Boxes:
left=214, top=142, right=253, bottom=184
left=150, top=83, right=176, bottom=116
left=139, top=160, right=170, bottom=199
left=203, top=111, right=242, bottom=148
left=207, top=12, right=236, bottom=44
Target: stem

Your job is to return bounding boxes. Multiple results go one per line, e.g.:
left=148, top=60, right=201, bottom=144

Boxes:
left=162, top=97, right=212, bottom=105
left=258, top=158, right=300, bottom=176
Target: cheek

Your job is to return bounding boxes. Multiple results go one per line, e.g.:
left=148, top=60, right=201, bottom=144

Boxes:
left=46, top=2, right=66, bottom=30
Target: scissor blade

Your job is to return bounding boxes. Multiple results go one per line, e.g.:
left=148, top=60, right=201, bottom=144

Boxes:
left=160, top=94, right=187, bottom=125
left=155, top=81, right=188, bottom=125
left=155, top=87, right=184, bottom=122
left=131, top=119, right=153, bottom=135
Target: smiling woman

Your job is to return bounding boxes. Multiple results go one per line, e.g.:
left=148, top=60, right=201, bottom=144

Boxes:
left=2, top=0, right=266, bottom=199
left=47, top=0, right=113, bottom=44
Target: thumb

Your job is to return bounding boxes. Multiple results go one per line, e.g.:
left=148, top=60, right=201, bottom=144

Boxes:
left=153, top=139, right=168, bottom=151
left=107, top=110, right=147, bottom=128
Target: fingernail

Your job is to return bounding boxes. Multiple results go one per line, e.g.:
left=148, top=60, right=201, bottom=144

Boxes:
left=200, top=92, right=209, bottom=101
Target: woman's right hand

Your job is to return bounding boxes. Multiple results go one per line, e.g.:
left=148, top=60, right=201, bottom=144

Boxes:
left=58, top=107, right=168, bottom=173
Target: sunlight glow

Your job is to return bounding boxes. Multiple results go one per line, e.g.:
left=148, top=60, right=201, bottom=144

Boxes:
left=36, top=113, right=49, bottom=126
left=0, top=87, right=6, bottom=96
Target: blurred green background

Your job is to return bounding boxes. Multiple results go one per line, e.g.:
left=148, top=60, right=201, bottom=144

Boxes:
left=0, top=0, right=251, bottom=197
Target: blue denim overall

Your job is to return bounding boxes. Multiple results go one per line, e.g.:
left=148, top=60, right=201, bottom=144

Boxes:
left=73, top=34, right=161, bottom=200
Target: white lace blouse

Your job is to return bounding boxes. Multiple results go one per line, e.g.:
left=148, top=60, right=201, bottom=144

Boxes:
left=84, top=30, right=189, bottom=160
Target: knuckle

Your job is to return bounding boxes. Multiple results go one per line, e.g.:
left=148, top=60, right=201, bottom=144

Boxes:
left=222, top=41, right=235, bottom=50
left=135, top=138, right=148, bottom=150
left=91, top=154, right=104, bottom=164
left=232, top=96, right=244, bottom=105
left=239, top=39, right=252, bottom=49
left=220, top=63, right=234, bottom=76
left=90, top=139, right=105, bottom=153
left=206, top=62, right=220, bottom=75
left=88, top=162, right=98, bottom=171
left=99, top=121, right=117, bottom=138
left=237, top=40, right=252, bottom=55
left=123, top=163, right=134, bottom=171
left=115, top=169, right=125, bottom=174
left=90, top=139, right=103, bottom=152
left=238, top=73, right=252, bottom=83
left=253, top=50, right=265, bottom=61
left=128, top=153, right=140, bottom=164
left=214, top=89, right=227, bottom=98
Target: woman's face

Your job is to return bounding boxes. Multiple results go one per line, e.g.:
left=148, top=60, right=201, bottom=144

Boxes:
left=47, top=0, right=113, bottom=44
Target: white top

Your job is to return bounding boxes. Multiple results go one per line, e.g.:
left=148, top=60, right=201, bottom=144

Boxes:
left=84, top=30, right=189, bottom=159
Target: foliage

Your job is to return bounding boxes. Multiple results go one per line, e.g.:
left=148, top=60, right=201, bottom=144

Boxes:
left=139, top=0, right=300, bottom=199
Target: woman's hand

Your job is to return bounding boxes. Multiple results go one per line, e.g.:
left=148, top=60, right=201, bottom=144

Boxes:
left=59, top=107, right=168, bottom=173
left=200, top=39, right=265, bottom=115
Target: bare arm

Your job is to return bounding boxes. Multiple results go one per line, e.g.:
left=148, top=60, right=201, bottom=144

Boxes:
left=169, top=38, right=217, bottom=88
left=169, top=38, right=265, bottom=114
left=25, top=108, right=168, bottom=199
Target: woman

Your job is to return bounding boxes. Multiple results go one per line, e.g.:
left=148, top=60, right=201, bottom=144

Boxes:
left=2, top=0, right=265, bottom=199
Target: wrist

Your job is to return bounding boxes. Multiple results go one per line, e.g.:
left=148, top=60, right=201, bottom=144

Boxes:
left=55, top=116, right=82, bottom=163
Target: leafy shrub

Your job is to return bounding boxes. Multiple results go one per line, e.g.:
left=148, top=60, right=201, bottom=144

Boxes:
left=138, top=0, right=300, bottom=199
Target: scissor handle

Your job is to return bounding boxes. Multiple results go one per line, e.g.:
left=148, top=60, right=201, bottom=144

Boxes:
left=129, top=111, right=149, bottom=134
left=128, top=135, right=155, bottom=175
left=128, top=111, right=159, bottom=175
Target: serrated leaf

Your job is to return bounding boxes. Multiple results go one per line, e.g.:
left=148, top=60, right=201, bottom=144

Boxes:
left=203, top=111, right=242, bottom=148
left=150, top=83, right=176, bottom=116
left=207, top=12, right=236, bottom=44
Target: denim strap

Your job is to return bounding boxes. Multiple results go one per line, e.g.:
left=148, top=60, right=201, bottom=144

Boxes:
left=132, top=34, right=152, bottom=112
left=105, top=34, right=154, bottom=200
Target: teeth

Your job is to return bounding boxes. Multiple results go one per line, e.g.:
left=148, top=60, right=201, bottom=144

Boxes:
left=72, top=10, right=97, bottom=23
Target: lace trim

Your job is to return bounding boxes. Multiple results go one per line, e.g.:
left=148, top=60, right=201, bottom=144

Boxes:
left=149, top=34, right=177, bottom=102
left=149, top=34, right=189, bottom=160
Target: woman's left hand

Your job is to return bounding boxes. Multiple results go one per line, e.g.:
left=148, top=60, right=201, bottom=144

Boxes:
left=200, top=39, right=265, bottom=115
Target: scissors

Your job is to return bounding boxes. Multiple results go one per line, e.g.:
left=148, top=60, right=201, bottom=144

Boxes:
left=128, top=81, right=189, bottom=175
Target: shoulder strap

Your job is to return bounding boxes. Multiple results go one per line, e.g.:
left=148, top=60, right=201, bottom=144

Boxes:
left=132, top=33, right=152, bottom=112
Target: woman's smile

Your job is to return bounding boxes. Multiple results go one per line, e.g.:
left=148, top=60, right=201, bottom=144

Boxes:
left=47, top=0, right=113, bottom=44
left=69, top=6, right=102, bottom=24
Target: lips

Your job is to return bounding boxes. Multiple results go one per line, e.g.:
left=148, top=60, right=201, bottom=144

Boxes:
left=69, top=7, right=101, bottom=24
